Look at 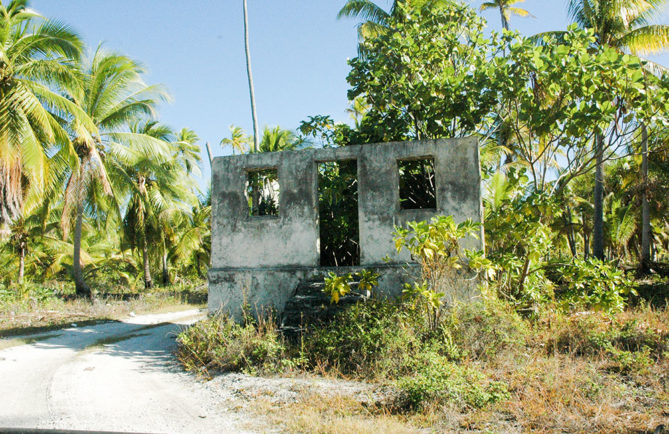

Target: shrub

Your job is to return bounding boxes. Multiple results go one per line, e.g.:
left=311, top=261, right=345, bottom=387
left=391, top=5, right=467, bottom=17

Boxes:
left=0, top=282, right=66, bottom=305
left=176, top=312, right=287, bottom=376
left=554, top=258, right=634, bottom=313
left=393, top=215, right=485, bottom=329
left=302, top=300, right=424, bottom=378
left=445, top=299, right=529, bottom=361
left=546, top=309, right=668, bottom=372
left=322, top=270, right=379, bottom=304
left=396, top=353, right=510, bottom=411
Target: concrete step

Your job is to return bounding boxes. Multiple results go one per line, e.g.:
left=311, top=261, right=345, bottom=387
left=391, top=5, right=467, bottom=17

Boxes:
left=279, top=276, right=370, bottom=339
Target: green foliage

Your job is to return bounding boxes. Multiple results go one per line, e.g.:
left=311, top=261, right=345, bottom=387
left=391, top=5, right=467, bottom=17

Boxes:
left=605, top=344, right=653, bottom=374
left=298, top=115, right=355, bottom=148
left=176, top=312, right=288, bottom=376
left=394, top=215, right=483, bottom=327
left=397, top=358, right=509, bottom=411
left=347, top=0, right=496, bottom=142
left=548, top=309, right=669, bottom=373
left=0, top=282, right=64, bottom=304
left=303, top=300, right=423, bottom=378
left=301, top=297, right=518, bottom=411
left=323, top=272, right=353, bottom=304
left=318, top=160, right=360, bottom=266
left=323, top=270, right=379, bottom=304
left=357, top=269, right=379, bottom=293
left=555, top=258, right=635, bottom=312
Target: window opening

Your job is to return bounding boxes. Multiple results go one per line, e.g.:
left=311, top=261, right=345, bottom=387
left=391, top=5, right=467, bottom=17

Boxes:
left=398, top=158, right=436, bottom=209
left=318, top=160, right=360, bottom=266
left=246, top=168, right=279, bottom=216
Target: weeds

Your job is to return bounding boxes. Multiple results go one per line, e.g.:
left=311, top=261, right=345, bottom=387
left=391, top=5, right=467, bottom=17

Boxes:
left=177, top=297, right=669, bottom=433
left=176, top=311, right=288, bottom=377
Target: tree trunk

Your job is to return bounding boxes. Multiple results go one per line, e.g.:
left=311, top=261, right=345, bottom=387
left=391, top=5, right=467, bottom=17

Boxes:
left=243, top=0, right=260, bottom=152
left=73, top=201, right=91, bottom=298
left=593, top=133, right=605, bottom=260
left=641, top=123, right=651, bottom=272
left=499, top=5, right=509, bottom=30
left=161, top=239, right=169, bottom=286
left=142, top=226, right=153, bottom=289
left=565, top=207, right=576, bottom=257
left=18, top=245, right=25, bottom=285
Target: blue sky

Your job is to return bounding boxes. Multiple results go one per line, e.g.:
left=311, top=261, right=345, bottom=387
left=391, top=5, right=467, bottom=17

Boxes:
left=31, top=1, right=669, bottom=189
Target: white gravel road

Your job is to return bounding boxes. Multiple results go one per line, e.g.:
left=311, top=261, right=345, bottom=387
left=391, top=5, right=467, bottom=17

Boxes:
left=0, top=309, right=256, bottom=433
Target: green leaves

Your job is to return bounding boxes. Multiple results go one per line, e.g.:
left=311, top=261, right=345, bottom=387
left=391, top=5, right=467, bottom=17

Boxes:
left=346, top=1, right=494, bottom=142
left=323, top=272, right=352, bottom=304
left=557, top=258, right=635, bottom=313
left=394, top=215, right=480, bottom=263
left=394, top=215, right=485, bottom=329
left=323, top=270, right=379, bottom=304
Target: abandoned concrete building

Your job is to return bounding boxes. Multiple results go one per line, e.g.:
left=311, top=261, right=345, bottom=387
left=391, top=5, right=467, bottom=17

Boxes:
left=209, top=137, right=483, bottom=320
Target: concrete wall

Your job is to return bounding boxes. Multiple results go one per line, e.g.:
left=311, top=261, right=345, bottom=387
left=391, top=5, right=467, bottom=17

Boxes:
left=209, top=137, right=482, bottom=319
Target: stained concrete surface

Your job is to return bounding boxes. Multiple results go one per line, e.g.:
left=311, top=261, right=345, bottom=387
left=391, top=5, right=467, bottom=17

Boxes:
left=210, top=138, right=483, bottom=319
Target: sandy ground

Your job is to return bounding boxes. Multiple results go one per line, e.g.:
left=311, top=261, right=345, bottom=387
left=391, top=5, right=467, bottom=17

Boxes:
left=0, top=309, right=257, bottom=433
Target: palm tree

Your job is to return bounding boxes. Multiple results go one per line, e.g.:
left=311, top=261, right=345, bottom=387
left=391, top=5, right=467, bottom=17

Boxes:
left=243, top=0, right=259, bottom=152
left=258, top=126, right=303, bottom=153
left=221, top=125, right=251, bottom=154
left=338, top=0, right=449, bottom=52
left=221, top=125, right=302, bottom=154
left=117, top=120, right=197, bottom=289
left=61, top=47, right=170, bottom=297
left=567, top=0, right=669, bottom=56
left=338, top=0, right=396, bottom=42
left=346, top=96, right=370, bottom=128
left=561, top=0, right=669, bottom=260
left=479, top=0, right=533, bottom=30
left=169, top=195, right=211, bottom=279
left=0, top=0, right=90, bottom=236
left=160, top=126, right=201, bottom=284
left=174, top=128, right=201, bottom=177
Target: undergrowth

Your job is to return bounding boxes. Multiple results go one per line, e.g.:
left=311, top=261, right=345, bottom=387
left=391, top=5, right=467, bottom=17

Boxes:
left=177, top=295, right=669, bottom=432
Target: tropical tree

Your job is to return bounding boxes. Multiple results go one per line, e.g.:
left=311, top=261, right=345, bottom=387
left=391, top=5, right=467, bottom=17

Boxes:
left=258, top=126, right=303, bottom=153
left=346, top=96, right=370, bottom=128
left=0, top=0, right=90, bottom=236
left=160, top=126, right=201, bottom=284
left=0, top=202, right=71, bottom=285
left=346, top=1, right=496, bottom=142
left=338, top=0, right=451, bottom=53
left=169, top=195, right=211, bottom=279
left=549, top=0, right=669, bottom=261
left=220, top=125, right=251, bottom=154
left=116, top=121, right=197, bottom=289
left=174, top=128, right=201, bottom=177
left=479, top=0, right=533, bottom=30
left=338, top=0, right=397, bottom=42
left=61, top=46, right=170, bottom=297
left=221, top=125, right=302, bottom=154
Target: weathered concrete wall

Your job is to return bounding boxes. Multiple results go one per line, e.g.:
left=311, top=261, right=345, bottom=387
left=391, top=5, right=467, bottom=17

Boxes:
left=209, top=137, right=482, bottom=320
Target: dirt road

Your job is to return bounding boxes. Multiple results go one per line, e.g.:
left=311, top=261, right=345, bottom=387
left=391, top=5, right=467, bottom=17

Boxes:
left=0, top=309, right=254, bottom=433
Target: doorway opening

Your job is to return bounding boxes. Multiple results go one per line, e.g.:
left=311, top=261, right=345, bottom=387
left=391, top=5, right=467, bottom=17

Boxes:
left=318, top=160, right=360, bottom=267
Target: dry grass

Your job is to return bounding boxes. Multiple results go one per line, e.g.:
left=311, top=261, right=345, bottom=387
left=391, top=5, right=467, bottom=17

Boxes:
left=234, top=305, right=669, bottom=433
left=249, top=392, right=425, bottom=434
left=245, top=357, right=667, bottom=433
